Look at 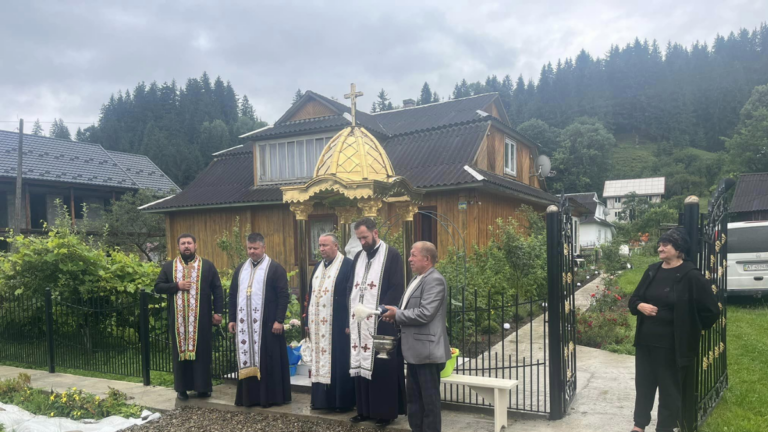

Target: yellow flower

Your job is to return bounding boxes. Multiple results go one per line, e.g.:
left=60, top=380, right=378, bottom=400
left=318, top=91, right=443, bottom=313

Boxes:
left=74, top=395, right=79, bottom=401
left=50, top=413, right=54, bottom=417
left=62, top=397, right=67, bottom=403
left=72, top=387, right=77, bottom=391
left=50, top=395, right=55, bottom=401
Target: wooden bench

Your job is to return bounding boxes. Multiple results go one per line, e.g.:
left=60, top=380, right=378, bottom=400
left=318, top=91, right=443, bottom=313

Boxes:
left=441, top=374, right=518, bottom=432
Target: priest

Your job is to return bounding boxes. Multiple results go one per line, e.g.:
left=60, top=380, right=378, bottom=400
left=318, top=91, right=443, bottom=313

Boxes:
left=227, top=232, right=292, bottom=408
left=154, top=233, right=224, bottom=401
left=306, top=233, right=356, bottom=411
left=348, top=218, right=407, bottom=427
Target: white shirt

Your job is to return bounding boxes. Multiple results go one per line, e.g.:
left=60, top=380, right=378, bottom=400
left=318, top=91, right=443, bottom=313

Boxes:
left=400, top=275, right=424, bottom=308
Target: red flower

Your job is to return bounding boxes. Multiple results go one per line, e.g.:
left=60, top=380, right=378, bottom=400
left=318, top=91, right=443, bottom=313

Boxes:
left=615, top=294, right=622, bottom=300
left=591, top=293, right=596, bottom=298
left=588, top=321, right=593, bottom=327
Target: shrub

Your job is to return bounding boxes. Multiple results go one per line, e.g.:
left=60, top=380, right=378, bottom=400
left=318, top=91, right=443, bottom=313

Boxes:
left=576, top=287, right=633, bottom=351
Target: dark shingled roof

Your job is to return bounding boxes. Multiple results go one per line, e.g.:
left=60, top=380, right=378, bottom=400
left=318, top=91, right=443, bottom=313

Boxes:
left=0, top=130, right=176, bottom=193
left=732, top=173, right=768, bottom=213
left=144, top=92, right=554, bottom=211
left=374, top=93, right=502, bottom=136
left=144, top=151, right=288, bottom=210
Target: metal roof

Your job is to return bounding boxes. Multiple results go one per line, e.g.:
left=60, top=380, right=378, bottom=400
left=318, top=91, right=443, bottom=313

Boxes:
left=603, top=177, right=665, bottom=197
left=731, top=173, right=768, bottom=213
left=105, top=151, right=179, bottom=193
left=0, top=130, right=177, bottom=193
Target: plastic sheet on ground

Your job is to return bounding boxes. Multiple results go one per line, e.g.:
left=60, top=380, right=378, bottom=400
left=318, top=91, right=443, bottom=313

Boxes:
left=0, top=402, right=161, bottom=432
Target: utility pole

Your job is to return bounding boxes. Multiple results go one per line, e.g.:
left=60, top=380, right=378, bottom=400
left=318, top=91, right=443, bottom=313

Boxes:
left=14, top=119, right=23, bottom=237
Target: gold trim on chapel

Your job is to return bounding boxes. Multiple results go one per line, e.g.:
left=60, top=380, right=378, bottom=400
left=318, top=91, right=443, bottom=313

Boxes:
left=282, top=84, right=424, bottom=339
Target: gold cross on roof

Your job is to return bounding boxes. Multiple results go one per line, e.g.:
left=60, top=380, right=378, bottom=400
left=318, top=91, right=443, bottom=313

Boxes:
left=344, top=83, right=364, bottom=126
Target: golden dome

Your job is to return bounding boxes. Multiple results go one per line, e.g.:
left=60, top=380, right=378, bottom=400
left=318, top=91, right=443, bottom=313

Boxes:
left=314, top=126, right=395, bottom=181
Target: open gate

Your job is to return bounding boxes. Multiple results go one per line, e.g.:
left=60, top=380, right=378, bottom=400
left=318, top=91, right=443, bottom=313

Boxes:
left=680, top=181, right=732, bottom=431
left=545, top=197, right=578, bottom=420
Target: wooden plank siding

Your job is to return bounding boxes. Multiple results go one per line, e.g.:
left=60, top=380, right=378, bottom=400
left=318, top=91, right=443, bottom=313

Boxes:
left=286, top=100, right=337, bottom=122
left=475, top=125, right=540, bottom=189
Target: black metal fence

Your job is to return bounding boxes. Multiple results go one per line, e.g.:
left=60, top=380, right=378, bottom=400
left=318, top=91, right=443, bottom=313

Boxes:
left=0, top=288, right=239, bottom=385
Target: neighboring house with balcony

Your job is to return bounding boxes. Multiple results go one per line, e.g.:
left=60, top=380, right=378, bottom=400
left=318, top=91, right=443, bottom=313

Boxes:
left=0, top=131, right=178, bottom=250
left=603, top=177, right=665, bottom=222
left=562, top=192, right=615, bottom=250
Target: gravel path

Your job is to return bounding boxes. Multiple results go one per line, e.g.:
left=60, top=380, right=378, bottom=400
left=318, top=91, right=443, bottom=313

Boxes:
left=125, top=407, right=384, bottom=432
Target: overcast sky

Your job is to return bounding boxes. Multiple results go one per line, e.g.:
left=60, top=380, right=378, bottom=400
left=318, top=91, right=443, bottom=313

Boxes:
left=1, top=0, right=766, bottom=133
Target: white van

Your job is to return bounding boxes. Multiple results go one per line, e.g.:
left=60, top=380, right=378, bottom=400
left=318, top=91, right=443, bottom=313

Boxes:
left=727, top=221, right=768, bottom=297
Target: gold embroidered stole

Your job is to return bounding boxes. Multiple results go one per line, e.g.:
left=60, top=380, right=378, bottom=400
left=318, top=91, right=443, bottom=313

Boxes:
left=173, top=256, right=202, bottom=361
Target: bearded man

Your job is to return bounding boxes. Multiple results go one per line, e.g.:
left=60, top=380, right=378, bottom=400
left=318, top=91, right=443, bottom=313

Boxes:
left=154, top=233, right=224, bottom=401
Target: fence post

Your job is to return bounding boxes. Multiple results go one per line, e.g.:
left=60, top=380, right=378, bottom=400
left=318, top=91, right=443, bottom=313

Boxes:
left=546, top=205, right=563, bottom=420
left=139, top=289, right=151, bottom=386
left=682, top=196, right=700, bottom=261
left=44, top=288, right=55, bottom=374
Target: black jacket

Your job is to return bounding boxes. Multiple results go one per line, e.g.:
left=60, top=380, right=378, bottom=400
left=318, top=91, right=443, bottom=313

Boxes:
left=629, top=260, right=720, bottom=367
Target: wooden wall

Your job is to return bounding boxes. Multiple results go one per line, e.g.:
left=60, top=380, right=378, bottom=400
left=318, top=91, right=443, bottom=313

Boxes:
left=382, top=189, right=547, bottom=262
left=475, top=125, right=540, bottom=189
left=286, top=100, right=337, bottom=122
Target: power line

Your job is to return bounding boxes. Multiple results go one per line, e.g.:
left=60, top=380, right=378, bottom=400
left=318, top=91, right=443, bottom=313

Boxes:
left=0, top=120, right=96, bottom=124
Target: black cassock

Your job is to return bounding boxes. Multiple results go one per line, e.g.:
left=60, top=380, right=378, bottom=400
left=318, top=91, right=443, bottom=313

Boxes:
left=154, top=256, right=224, bottom=394
left=228, top=259, right=292, bottom=407
left=352, top=245, right=407, bottom=420
left=307, top=256, right=356, bottom=410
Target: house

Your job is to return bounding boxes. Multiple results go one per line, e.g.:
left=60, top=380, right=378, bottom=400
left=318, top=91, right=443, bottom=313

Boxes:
left=603, top=177, right=665, bottom=222
left=142, top=90, right=558, bottom=273
left=0, top=130, right=178, bottom=248
left=562, top=192, right=615, bottom=250
left=731, top=172, right=768, bottom=222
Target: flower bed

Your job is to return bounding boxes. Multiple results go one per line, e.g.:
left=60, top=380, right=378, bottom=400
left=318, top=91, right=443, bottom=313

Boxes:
left=576, top=286, right=635, bottom=355
left=0, top=374, right=143, bottom=421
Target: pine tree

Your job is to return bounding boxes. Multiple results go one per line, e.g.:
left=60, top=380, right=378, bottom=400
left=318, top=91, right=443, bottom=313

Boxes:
left=240, top=95, right=256, bottom=121
left=49, top=119, right=72, bottom=140
left=432, top=91, right=440, bottom=103
left=370, top=101, right=378, bottom=113
left=418, top=82, right=433, bottom=106
left=376, top=89, right=391, bottom=112
left=292, top=89, right=304, bottom=104
left=31, top=119, right=44, bottom=136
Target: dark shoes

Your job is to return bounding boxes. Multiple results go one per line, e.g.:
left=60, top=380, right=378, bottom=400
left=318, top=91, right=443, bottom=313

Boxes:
left=375, top=419, right=392, bottom=427
left=176, top=391, right=189, bottom=401
left=349, top=415, right=370, bottom=423
left=197, top=392, right=211, bottom=398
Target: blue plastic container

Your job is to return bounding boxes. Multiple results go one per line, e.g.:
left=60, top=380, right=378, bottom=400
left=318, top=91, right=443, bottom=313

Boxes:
left=287, top=345, right=302, bottom=366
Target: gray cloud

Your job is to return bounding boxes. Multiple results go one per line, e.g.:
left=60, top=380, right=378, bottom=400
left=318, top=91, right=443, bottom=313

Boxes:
left=1, top=0, right=765, bottom=132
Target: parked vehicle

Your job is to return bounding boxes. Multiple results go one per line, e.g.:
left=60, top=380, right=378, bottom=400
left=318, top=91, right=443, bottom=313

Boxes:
left=727, top=221, right=768, bottom=297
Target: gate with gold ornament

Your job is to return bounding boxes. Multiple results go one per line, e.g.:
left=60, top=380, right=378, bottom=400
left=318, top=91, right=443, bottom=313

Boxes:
left=681, top=179, right=733, bottom=431
left=545, top=195, right=577, bottom=420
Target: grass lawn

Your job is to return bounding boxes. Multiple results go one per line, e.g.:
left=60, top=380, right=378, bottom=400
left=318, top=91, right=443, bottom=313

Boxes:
left=700, top=303, right=768, bottom=432
left=0, top=360, right=176, bottom=388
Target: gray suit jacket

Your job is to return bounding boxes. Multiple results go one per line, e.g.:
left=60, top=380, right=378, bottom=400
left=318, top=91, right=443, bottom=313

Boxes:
left=395, top=267, right=451, bottom=365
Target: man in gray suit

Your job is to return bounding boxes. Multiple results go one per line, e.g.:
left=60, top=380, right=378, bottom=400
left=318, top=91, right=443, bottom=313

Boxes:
left=382, top=241, right=450, bottom=432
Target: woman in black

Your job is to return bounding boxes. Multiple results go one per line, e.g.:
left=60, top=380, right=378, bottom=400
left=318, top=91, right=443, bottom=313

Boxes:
left=628, top=228, right=720, bottom=432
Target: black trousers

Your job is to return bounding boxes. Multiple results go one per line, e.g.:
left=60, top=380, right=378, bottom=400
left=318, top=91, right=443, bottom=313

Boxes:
left=406, top=362, right=445, bottom=432
left=634, top=345, right=694, bottom=432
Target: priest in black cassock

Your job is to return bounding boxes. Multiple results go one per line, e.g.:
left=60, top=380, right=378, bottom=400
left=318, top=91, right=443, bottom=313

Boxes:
left=306, top=233, right=356, bottom=411
left=154, top=233, right=224, bottom=401
left=227, top=232, right=291, bottom=408
left=349, top=218, right=407, bottom=427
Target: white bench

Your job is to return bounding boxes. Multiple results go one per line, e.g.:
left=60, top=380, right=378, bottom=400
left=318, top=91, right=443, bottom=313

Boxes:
left=441, top=374, right=518, bottom=432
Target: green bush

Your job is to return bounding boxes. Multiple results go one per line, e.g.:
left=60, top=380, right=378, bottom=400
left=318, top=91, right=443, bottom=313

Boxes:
left=576, top=287, right=633, bottom=352
left=436, top=207, right=547, bottom=353
left=0, top=202, right=159, bottom=302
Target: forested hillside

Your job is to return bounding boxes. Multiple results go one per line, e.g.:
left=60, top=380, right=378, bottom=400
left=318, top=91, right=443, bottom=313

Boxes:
left=77, top=73, right=266, bottom=186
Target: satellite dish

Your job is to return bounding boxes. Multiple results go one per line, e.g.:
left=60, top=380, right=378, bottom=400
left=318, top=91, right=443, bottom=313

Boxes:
left=535, top=155, right=552, bottom=179
left=603, top=207, right=610, bottom=218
